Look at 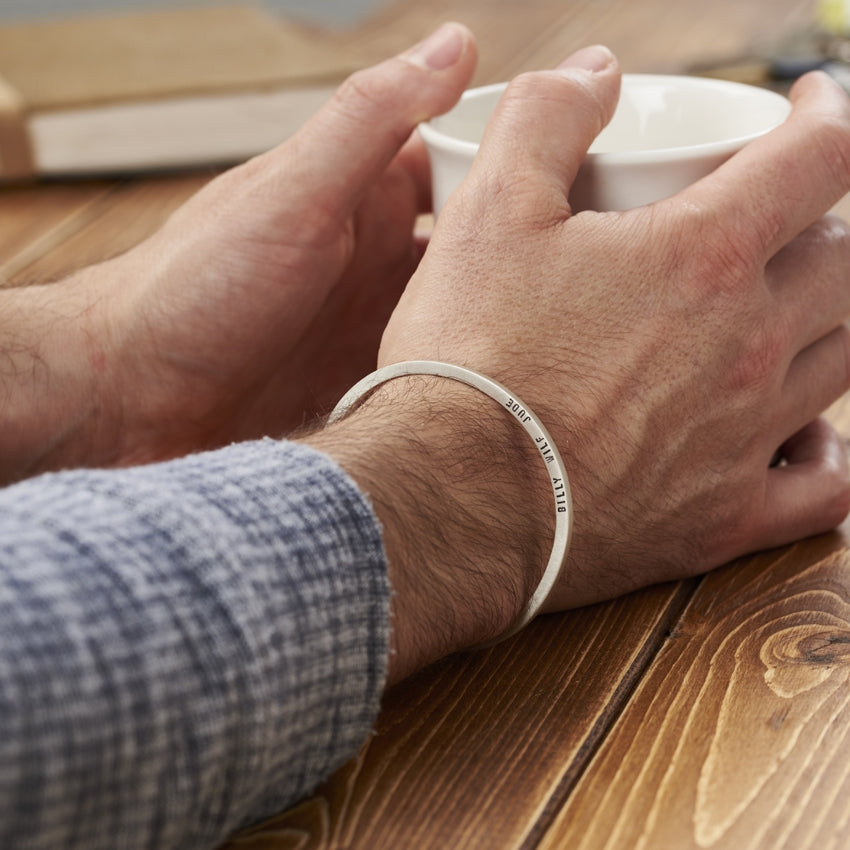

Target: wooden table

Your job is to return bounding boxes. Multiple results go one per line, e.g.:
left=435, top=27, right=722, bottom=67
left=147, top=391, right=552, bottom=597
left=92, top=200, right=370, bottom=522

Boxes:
left=4, top=1, right=849, bottom=848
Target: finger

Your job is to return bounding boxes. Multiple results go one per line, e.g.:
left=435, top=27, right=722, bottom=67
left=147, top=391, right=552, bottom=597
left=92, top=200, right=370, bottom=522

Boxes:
left=463, top=45, right=621, bottom=219
left=269, top=23, right=477, bottom=221
left=758, top=417, right=850, bottom=549
left=779, top=325, right=850, bottom=438
left=684, top=71, right=850, bottom=262
left=768, top=215, right=850, bottom=350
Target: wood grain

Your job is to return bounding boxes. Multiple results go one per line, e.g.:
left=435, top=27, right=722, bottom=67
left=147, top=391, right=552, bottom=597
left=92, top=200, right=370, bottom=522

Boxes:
left=222, top=582, right=695, bottom=850
left=0, top=2, right=846, bottom=849
left=0, top=180, right=117, bottom=284
left=538, top=530, right=850, bottom=850
left=5, top=172, right=210, bottom=285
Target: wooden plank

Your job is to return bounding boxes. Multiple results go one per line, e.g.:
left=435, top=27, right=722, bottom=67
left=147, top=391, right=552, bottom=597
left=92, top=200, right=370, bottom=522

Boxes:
left=537, top=528, right=850, bottom=850
left=221, top=581, right=696, bottom=850
left=0, top=180, right=118, bottom=284
left=8, top=172, right=210, bottom=285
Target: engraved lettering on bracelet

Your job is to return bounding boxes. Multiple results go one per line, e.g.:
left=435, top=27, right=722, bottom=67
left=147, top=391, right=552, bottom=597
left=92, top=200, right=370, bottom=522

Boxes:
left=506, top=397, right=532, bottom=424
left=535, top=435, right=556, bottom=464
left=553, top=477, right=568, bottom=512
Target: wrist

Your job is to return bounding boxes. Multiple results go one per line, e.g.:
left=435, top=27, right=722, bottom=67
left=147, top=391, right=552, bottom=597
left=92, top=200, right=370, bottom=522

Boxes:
left=0, top=270, right=123, bottom=481
left=73, top=247, right=236, bottom=468
left=303, top=373, right=555, bottom=684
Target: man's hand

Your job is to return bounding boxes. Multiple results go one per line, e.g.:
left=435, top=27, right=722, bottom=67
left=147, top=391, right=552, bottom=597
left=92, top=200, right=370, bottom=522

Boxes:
left=323, top=46, right=850, bottom=679
left=0, top=23, right=476, bottom=481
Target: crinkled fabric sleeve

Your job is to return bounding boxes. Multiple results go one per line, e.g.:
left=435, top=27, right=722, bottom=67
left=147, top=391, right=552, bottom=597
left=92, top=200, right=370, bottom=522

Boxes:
left=0, top=438, right=390, bottom=850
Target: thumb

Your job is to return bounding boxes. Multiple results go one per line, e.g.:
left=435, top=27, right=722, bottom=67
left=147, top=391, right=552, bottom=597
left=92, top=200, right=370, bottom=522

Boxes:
left=462, top=45, right=620, bottom=220
left=268, top=23, right=477, bottom=219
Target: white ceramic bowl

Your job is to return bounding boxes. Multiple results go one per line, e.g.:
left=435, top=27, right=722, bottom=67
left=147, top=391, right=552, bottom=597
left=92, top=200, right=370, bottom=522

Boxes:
left=419, top=74, right=791, bottom=214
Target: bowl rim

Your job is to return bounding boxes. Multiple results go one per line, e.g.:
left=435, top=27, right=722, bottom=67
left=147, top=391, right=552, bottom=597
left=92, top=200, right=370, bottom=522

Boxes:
left=418, top=74, right=792, bottom=165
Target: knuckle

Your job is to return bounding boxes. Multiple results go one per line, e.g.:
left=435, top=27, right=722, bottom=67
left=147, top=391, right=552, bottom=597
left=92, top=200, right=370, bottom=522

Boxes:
left=728, top=321, right=788, bottom=394
left=501, top=70, right=610, bottom=140
left=500, top=71, right=552, bottom=107
left=455, top=157, right=564, bottom=229
left=707, top=219, right=770, bottom=286
left=661, top=200, right=762, bottom=298
left=328, top=66, right=413, bottom=152
left=484, top=169, right=558, bottom=224
left=502, top=70, right=541, bottom=97
left=807, top=213, right=850, bottom=256
left=688, top=473, right=763, bottom=567
left=333, top=67, right=396, bottom=120
left=744, top=204, right=787, bottom=266
left=336, top=67, right=384, bottom=106
left=479, top=70, right=614, bottom=223
left=449, top=173, right=545, bottom=240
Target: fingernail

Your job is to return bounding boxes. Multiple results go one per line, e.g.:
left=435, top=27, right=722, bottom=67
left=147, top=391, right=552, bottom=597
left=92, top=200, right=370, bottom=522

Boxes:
left=403, top=22, right=466, bottom=71
left=557, top=45, right=614, bottom=73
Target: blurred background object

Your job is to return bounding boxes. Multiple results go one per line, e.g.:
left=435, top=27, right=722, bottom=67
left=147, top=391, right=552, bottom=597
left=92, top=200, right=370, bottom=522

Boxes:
left=689, top=0, right=850, bottom=93
left=818, top=0, right=850, bottom=34
left=0, top=0, right=387, bottom=27
left=0, top=0, right=839, bottom=183
left=0, top=5, right=373, bottom=181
